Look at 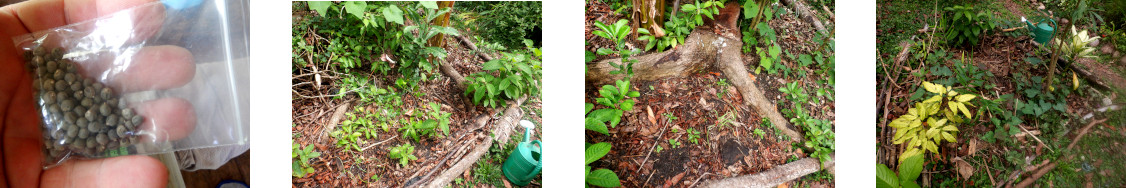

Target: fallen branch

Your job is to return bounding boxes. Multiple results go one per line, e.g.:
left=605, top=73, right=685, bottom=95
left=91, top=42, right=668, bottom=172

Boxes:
left=359, top=135, right=398, bottom=152
left=779, top=0, right=828, bottom=35
left=1014, top=118, right=1106, bottom=187
left=426, top=96, right=528, bottom=188
left=319, top=101, right=353, bottom=143
left=699, top=154, right=834, bottom=188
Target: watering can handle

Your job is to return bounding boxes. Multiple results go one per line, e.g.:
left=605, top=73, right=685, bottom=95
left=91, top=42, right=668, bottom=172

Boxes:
left=1049, top=19, right=1057, bottom=40
left=522, top=140, right=542, bottom=180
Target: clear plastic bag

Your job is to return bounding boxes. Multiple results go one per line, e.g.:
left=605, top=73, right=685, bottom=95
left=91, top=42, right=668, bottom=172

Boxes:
left=14, top=0, right=250, bottom=169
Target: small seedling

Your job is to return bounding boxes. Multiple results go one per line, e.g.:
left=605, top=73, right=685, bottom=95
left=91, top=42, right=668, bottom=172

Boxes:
left=655, top=145, right=664, bottom=153
left=716, top=79, right=729, bottom=98
left=754, top=128, right=765, bottom=138
left=388, top=143, right=418, bottom=167
left=668, top=138, right=682, bottom=148
left=663, top=112, right=678, bottom=124
left=687, top=128, right=702, bottom=144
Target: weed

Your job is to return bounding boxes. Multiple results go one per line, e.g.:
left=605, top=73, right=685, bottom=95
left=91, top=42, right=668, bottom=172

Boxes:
left=586, top=142, right=621, bottom=187
left=465, top=40, right=542, bottom=108
left=716, top=79, right=729, bottom=98
left=663, top=112, right=679, bottom=124
left=668, top=138, right=682, bottom=148
left=754, top=128, right=766, bottom=138
left=292, top=140, right=321, bottom=178
left=388, top=143, right=418, bottom=167
left=687, top=128, right=702, bottom=144
left=940, top=5, right=996, bottom=47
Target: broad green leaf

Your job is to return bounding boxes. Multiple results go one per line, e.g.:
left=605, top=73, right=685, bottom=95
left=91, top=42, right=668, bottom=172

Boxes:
left=899, top=153, right=924, bottom=182
left=585, top=142, right=611, bottom=164
left=308, top=1, right=332, bottom=17
left=343, top=1, right=367, bottom=19
left=876, top=164, right=899, bottom=188
left=382, top=5, right=404, bottom=25
left=482, top=60, right=502, bottom=70
left=420, top=1, right=438, bottom=9
left=585, top=118, right=610, bottom=136
left=587, top=169, right=621, bottom=187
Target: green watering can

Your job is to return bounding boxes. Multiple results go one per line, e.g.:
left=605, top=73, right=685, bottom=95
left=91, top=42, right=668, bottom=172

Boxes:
left=503, top=120, right=542, bottom=186
left=1023, top=16, right=1057, bottom=44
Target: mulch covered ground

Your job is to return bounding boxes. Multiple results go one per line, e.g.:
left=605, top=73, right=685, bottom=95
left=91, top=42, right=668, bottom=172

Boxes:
left=292, top=9, right=542, bottom=186
left=585, top=1, right=835, bottom=187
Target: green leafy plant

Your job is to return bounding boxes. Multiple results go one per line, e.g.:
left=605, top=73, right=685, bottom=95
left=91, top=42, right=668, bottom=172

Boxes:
left=668, top=138, right=682, bottom=148
left=638, top=0, right=724, bottom=52
left=388, top=143, right=418, bottom=167
left=889, top=81, right=975, bottom=160
left=741, top=0, right=778, bottom=53
left=292, top=140, right=321, bottom=178
left=755, top=42, right=783, bottom=74
left=332, top=106, right=380, bottom=152
left=754, top=128, right=766, bottom=137
left=716, top=79, right=729, bottom=98
left=426, top=102, right=452, bottom=135
left=465, top=41, right=543, bottom=108
left=876, top=153, right=924, bottom=188
left=587, top=19, right=640, bottom=136
left=939, top=5, right=996, bottom=47
left=803, top=119, right=834, bottom=165
left=585, top=142, right=621, bottom=187
left=399, top=118, right=438, bottom=142
left=663, top=112, right=678, bottom=124
left=1055, top=25, right=1101, bottom=61
left=462, top=1, right=542, bottom=48
left=687, top=128, right=702, bottom=144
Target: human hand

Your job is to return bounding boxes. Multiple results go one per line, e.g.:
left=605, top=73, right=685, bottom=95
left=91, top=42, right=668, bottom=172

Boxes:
left=0, top=0, right=197, bottom=186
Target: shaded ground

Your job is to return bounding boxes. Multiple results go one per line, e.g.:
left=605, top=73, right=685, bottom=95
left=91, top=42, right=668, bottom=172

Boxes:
left=876, top=0, right=1126, bottom=186
left=291, top=7, right=542, bottom=187
left=585, top=1, right=835, bottom=187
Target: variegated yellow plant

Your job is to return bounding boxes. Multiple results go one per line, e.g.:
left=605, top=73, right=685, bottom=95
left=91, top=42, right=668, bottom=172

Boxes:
left=890, top=81, right=976, bottom=161
left=1055, top=25, right=1101, bottom=60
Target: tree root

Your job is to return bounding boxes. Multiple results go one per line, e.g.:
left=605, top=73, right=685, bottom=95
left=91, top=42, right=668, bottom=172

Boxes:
left=586, top=3, right=804, bottom=142
left=699, top=154, right=834, bottom=188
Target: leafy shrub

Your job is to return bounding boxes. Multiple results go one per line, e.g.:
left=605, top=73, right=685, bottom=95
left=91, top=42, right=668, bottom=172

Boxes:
left=939, top=5, right=995, bottom=47
left=399, top=102, right=451, bottom=142
left=461, top=1, right=542, bottom=48
left=388, top=143, right=418, bottom=167
left=639, top=0, right=725, bottom=52
left=585, top=142, right=621, bottom=187
left=889, top=81, right=975, bottom=160
left=332, top=106, right=380, bottom=152
left=1055, top=25, right=1101, bottom=61
left=586, top=80, right=640, bottom=135
left=755, top=42, right=783, bottom=74
left=741, top=0, right=778, bottom=53
left=875, top=154, right=923, bottom=188
left=293, top=140, right=321, bottom=178
left=465, top=41, right=543, bottom=108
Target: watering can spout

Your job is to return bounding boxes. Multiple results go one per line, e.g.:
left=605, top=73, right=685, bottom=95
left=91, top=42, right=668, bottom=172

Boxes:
left=1022, top=17, right=1032, bottom=27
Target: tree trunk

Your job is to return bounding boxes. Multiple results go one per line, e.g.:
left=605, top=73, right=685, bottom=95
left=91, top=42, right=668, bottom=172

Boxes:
left=428, top=1, right=455, bottom=48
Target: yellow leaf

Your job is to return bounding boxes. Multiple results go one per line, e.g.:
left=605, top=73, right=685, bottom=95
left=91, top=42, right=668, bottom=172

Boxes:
left=909, top=119, right=922, bottom=129
left=923, top=81, right=940, bottom=93
left=958, top=102, right=972, bottom=119
left=948, top=90, right=958, bottom=97
left=924, top=141, right=938, bottom=154
left=933, top=118, right=947, bottom=127
left=948, top=102, right=959, bottom=115
left=942, top=132, right=956, bottom=143
left=942, top=125, right=959, bottom=132
left=955, top=94, right=976, bottom=102
left=923, top=95, right=943, bottom=104
left=1072, top=71, right=1079, bottom=90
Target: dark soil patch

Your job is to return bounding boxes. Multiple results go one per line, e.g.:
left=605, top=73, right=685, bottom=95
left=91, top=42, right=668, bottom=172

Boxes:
left=720, top=139, right=752, bottom=166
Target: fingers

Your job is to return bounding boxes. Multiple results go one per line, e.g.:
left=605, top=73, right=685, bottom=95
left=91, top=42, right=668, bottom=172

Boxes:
left=0, top=0, right=165, bottom=47
left=40, top=155, right=168, bottom=187
left=133, top=98, right=195, bottom=142
left=76, top=45, right=196, bottom=93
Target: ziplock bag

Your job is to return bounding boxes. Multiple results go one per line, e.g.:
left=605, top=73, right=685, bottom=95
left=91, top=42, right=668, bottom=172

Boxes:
left=14, top=0, right=250, bottom=168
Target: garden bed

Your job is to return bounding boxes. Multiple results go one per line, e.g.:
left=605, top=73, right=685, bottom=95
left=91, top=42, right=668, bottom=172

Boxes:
left=585, top=0, right=835, bottom=187
left=876, top=0, right=1126, bottom=186
left=291, top=2, right=543, bottom=187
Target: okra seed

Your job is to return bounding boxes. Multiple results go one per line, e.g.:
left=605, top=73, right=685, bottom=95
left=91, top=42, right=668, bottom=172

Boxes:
left=84, top=108, right=97, bottom=121
left=52, top=69, right=64, bottom=80
left=100, top=88, right=112, bottom=100
left=99, top=103, right=111, bottom=116
left=78, top=129, right=89, bottom=139
left=96, top=133, right=107, bottom=145
left=53, top=78, right=67, bottom=91
left=80, top=98, right=92, bottom=108
left=69, top=82, right=81, bottom=91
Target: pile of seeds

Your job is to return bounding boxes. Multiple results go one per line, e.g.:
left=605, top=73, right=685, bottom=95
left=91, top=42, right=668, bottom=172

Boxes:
left=25, top=46, right=143, bottom=163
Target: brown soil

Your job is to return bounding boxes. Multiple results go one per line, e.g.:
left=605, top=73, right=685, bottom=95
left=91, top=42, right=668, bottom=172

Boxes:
left=585, top=2, right=835, bottom=187
left=292, top=23, right=542, bottom=187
